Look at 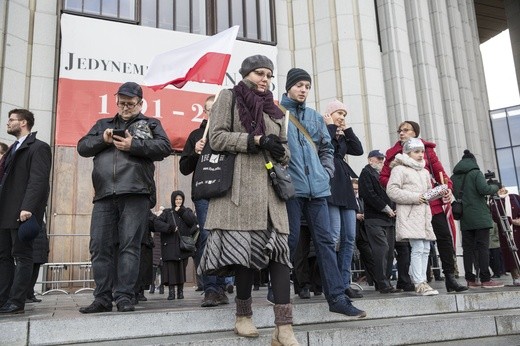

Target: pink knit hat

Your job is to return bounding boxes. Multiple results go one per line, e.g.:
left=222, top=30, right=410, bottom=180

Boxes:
left=325, top=99, right=347, bottom=115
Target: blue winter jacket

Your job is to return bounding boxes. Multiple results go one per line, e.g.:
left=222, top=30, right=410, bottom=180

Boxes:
left=280, top=94, right=334, bottom=198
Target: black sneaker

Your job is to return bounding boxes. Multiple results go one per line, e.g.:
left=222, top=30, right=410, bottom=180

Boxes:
left=329, top=297, right=366, bottom=317
left=345, top=287, right=363, bottom=299
left=298, top=287, right=311, bottom=299
left=116, top=300, right=135, bottom=312
left=215, top=291, right=229, bottom=305
left=201, top=292, right=219, bottom=307
left=79, top=301, right=112, bottom=314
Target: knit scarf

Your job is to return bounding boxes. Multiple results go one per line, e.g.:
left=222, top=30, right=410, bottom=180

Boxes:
left=233, top=80, right=284, bottom=136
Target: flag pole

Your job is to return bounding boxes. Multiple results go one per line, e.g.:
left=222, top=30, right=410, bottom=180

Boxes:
left=197, top=87, right=223, bottom=154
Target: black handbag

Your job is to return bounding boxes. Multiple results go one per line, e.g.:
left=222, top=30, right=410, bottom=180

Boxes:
left=262, top=150, right=295, bottom=201
left=192, top=91, right=236, bottom=200
left=171, top=211, right=197, bottom=254
left=452, top=172, right=470, bottom=220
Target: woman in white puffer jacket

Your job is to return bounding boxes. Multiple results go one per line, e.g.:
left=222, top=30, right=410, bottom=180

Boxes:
left=386, top=138, right=437, bottom=296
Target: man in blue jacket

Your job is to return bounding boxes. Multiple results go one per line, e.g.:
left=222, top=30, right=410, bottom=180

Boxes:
left=280, top=68, right=365, bottom=317
left=77, top=82, right=171, bottom=313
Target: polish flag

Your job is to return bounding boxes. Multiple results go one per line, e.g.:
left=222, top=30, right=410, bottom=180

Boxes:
left=144, top=26, right=239, bottom=90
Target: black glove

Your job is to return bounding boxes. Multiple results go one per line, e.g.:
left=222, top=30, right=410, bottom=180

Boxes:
left=259, top=134, right=285, bottom=159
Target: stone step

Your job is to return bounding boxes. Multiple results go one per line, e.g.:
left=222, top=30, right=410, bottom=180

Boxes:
left=60, top=308, right=520, bottom=346
left=2, top=283, right=520, bottom=345
left=2, top=288, right=518, bottom=345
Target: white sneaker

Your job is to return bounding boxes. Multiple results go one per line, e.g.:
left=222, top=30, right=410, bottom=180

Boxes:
left=422, top=283, right=439, bottom=296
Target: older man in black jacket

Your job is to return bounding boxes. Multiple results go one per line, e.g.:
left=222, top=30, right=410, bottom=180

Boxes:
left=0, top=109, right=52, bottom=314
left=358, top=150, right=400, bottom=293
left=77, top=82, right=171, bottom=313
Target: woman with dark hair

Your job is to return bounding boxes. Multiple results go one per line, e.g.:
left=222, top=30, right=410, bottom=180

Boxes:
left=380, top=121, right=467, bottom=293
left=198, top=55, right=298, bottom=345
left=154, top=191, right=198, bottom=300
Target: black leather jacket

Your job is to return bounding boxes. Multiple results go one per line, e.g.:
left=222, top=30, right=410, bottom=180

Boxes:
left=77, top=113, right=171, bottom=203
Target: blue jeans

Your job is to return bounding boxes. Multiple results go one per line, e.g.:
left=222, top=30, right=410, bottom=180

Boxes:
left=89, top=195, right=149, bottom=305
left=328, top=205, right=356, bottom=288
left=193, top=199, right=228, bottom=293
left=286, top=197, right=345, bottom=302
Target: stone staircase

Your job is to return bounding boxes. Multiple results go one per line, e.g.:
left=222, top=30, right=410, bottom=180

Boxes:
left=2, top=285, right=520, bottom=345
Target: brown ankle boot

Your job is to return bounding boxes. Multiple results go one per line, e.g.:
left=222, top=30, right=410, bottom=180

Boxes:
left=234, top=297, right=258, bottom=338
left=272, top=304, right=299, bottom=346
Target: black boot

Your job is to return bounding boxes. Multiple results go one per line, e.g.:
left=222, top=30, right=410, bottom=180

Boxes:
left=149, top=284, right=155, bottom=294
left=177, top=284, right=184, bottom=299
left=445, top=273, right=468, bottom=292
left=158, top=285, right=164, bottom=294
left=167, top=286, right=175, bottom=300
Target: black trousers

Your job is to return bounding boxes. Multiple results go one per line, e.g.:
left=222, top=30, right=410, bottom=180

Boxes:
left=355, top=220, right=376, bottom=286
left=462, top=228, right=491, bottom=282
left=431, top=213, right=456, bottom=275
left=0, top=229, right=34, bottom=308
left=395, top=241, right=412, bottom=288
left=364, top=219, right=395, bottom=290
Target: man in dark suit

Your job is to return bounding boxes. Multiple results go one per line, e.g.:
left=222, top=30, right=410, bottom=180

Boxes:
left=0, top=109, right=52, bottom=314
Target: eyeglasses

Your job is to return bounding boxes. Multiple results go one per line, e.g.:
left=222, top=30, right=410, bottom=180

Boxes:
left=252, top=70, right=273, bottom=80
left=7, top=118, right=21, bottom=123
left=117, top=101, right=140, bottom=109
left=397, top=128, right=413, bottom=134
left=204, top=108, right=212, bottom=113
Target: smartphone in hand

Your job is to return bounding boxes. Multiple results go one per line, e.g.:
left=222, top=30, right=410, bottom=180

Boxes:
left=112, top=129, right=126, bottom=138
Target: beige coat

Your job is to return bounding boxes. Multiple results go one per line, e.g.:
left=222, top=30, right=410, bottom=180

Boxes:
left=205, top=86, right=290, bottom=234
left=386, top=154, right=436, bottom=242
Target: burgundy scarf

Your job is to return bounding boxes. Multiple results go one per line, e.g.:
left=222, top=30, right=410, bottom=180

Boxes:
left=233, top=81, right=284, bottom=136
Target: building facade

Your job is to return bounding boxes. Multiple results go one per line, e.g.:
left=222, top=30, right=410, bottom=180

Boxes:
left=0, top=0, right=508, bottom=284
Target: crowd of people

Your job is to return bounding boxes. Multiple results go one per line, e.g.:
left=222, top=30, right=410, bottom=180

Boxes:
left=1, top=54, right=519, bottom=345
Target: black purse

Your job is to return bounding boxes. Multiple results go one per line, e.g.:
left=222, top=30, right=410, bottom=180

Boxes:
left=262, top=150, right=295, bottom=201
left=171, top=211, right=197, bottom=254
left=192, top=91, right=236, bottom=200
left=452, top=173, right=469, bottom=221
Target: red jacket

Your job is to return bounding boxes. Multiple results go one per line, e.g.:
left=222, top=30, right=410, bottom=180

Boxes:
left=380, top=139, right=452, bottom=216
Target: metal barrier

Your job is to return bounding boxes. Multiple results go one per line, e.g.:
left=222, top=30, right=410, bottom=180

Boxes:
left=40, top=262, right=94, bottom=295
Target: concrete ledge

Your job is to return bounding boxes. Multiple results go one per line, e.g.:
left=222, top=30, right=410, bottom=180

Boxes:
left=457, top=290, right=520, bottom=312
left=0, top=320, right=28, bottom=346
left=495, top=312, right=520, bottom=335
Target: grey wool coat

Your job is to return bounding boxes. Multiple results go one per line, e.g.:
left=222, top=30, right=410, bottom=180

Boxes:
left=205, top=85, right=290, bottom=234
left=386, top=153, right=436, bottom=242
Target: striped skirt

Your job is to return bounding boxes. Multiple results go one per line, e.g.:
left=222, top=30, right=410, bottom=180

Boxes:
left=198, top=227, right=291, bottom=277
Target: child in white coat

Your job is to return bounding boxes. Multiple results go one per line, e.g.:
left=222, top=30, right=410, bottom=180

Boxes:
left=386, top=138, right=438, bottom=296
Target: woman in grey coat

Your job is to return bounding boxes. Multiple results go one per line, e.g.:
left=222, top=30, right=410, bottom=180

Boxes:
left=198, top=55, right=298, bottom=345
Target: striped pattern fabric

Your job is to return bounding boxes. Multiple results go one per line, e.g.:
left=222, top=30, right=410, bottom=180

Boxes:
left=198, top=227, right=291, bottom=276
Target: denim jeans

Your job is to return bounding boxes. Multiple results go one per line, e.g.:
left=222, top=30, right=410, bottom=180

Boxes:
left=89, top=195, right=149, bottom=305
left=409, top=239, right=430, bottom=284
left=0, top=228, right=33, bottom=308
left=286, top=197, right=345, bottom=302
left=328, top=205, right=356, bottom=288
left=193, top=199, right=227, bottom=293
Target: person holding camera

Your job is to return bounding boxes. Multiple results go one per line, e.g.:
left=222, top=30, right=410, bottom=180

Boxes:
left=451, top=150, right=503, bottom=288
left=77, top=82, right=171, bottom=313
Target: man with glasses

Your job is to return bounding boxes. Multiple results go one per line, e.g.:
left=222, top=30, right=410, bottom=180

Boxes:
left=380, top=121, right=468, bottom=293
left=77, top=82, right=171, bottom=313
left=0, top=109, right=51, bottom=314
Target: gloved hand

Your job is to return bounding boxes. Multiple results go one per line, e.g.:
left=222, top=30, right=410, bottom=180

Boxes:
left=259, top=134, right=285, bottom=159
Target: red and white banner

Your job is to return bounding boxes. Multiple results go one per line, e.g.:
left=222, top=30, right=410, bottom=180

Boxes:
left=57, top=14, right=277, bottom=151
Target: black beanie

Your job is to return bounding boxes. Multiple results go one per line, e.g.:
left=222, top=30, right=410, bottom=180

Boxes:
left=402, top=120, right=420, bottom=137
left=462, top=149, right=475, bottom=160
left=285, top=68, right=312, bottom=91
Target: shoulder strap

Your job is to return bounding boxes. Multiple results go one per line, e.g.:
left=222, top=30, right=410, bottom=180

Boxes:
left=279, top=105, right=317, bottom=153
left=229, top=89, right=235, bottom=132
left=458, top=168, right=478, bottom=199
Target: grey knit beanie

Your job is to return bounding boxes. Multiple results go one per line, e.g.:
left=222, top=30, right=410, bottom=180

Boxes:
left=239, top=55, right=274, bottom=78
left=285, top=68, right=312, bottom=91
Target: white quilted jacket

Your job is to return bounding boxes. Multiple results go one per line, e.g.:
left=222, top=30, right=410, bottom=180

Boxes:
left=386, top=154, right=436, bottom=242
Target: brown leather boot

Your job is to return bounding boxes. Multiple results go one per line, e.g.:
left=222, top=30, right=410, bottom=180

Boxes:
left=272, top=304, right=299, bottom=346
left=234, top=297, right=258, bottom=338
